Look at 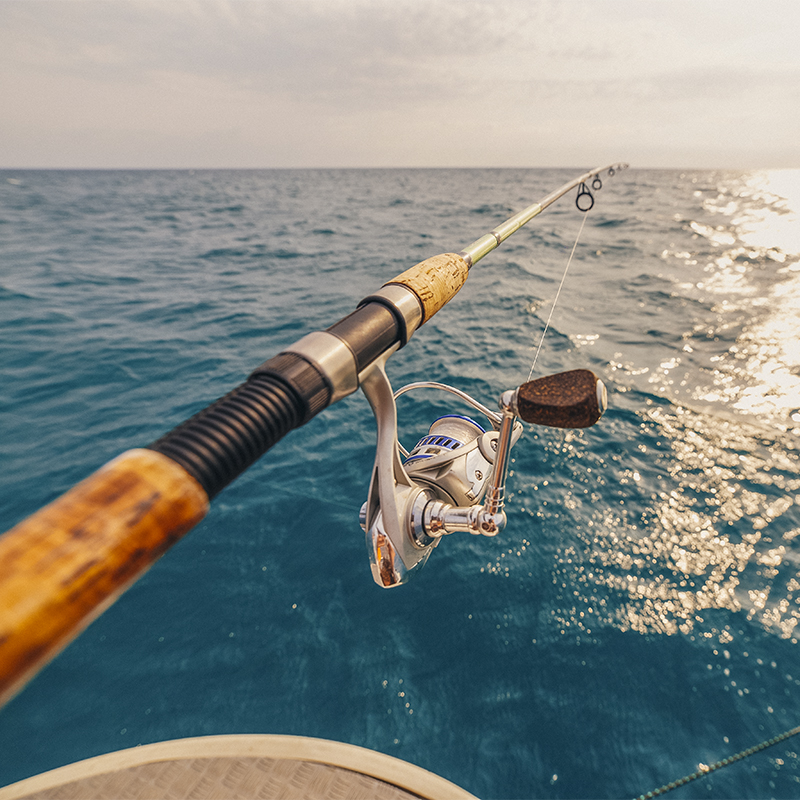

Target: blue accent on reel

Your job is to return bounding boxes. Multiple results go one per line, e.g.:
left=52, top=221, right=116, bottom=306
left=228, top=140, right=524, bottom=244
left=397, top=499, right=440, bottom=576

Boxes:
left=403, top=414, right=485, bottom=464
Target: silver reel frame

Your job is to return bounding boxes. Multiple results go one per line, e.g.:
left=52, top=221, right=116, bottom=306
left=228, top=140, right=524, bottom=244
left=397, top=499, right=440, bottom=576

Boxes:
left=359, top=354, right=522, bottom=588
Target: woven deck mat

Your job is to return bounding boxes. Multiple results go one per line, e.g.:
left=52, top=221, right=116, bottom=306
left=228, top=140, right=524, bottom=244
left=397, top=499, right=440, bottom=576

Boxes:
left=16, top=756, right=424, bottom=800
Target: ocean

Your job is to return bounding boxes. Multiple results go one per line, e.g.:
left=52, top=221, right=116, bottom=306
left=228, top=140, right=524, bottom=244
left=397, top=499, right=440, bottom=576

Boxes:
left=0, top=167, right=798, bottom=799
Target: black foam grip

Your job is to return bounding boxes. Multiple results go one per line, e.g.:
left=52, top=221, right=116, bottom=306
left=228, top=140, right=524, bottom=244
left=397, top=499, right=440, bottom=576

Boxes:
left=148, top=303, right=402, bottom=499
left=148, top=354, right=330, bottom=499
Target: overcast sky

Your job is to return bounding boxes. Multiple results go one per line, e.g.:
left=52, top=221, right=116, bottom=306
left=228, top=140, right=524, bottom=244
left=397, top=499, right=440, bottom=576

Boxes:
left=1, top=0, right=798, bottom=169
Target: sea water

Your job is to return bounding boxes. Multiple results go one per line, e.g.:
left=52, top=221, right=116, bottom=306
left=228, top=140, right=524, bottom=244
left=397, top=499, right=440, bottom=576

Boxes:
left=0, top=168, right=799, bottom=798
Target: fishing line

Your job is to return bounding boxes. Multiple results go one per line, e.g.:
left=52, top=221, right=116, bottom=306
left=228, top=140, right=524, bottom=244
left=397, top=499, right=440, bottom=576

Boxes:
left=635, top=722, right=800, bottom=799
left=526, top=210, right=589, bottom=382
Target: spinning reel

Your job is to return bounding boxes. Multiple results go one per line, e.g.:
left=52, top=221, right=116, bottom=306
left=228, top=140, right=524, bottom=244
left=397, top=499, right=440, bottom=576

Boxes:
left=359, top=360, right=607, bottom=587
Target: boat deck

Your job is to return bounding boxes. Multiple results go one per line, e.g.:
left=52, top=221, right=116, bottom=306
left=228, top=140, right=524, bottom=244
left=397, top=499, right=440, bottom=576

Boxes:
left=0, top=735, right=477, bottom=800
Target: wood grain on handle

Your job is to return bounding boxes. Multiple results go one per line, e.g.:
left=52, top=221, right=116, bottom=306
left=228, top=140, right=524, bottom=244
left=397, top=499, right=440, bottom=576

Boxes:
left=0, top=449, right=208, bottom=706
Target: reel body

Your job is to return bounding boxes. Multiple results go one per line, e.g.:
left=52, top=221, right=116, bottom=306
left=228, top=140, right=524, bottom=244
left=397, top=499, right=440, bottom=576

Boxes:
left=404, top=415, right=497, bottom=507
left=359, top=363, right=605, bottom=588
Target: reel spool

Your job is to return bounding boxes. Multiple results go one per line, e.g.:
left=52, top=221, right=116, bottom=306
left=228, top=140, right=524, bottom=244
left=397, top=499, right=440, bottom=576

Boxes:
left=404, top=415, right=497, bottom=506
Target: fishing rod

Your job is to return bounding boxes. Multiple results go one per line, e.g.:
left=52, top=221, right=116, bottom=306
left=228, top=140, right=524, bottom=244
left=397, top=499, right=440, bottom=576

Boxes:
left=0, top=163, right=627, bottom=706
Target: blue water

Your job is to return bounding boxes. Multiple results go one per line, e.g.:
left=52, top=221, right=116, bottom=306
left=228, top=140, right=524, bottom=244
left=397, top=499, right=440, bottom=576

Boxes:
left=1, top=168, right=799, bottom=798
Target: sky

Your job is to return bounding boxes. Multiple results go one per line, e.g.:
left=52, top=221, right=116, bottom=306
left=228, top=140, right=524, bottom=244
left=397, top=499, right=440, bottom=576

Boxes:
left=1, top=0, right=798, bottom=170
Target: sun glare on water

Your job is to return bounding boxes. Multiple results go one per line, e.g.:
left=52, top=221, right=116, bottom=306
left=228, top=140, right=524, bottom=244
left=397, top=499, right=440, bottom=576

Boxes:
left=696, top=170, right=800, bottom=424
left=543, top=170, right=800, bottom=644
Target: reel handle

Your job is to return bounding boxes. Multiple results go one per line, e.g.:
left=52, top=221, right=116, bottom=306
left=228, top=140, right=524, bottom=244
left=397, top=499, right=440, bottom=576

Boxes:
left=514, top=369, right=606, bottom=428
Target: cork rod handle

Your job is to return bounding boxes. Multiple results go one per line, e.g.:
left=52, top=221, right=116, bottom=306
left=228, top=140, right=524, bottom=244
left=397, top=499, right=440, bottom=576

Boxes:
left=384, top=253, right=470, bottom=322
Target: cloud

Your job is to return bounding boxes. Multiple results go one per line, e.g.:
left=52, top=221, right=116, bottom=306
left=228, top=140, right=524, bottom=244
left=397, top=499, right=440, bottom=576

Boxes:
left=0, top=0, right=798, bottom=168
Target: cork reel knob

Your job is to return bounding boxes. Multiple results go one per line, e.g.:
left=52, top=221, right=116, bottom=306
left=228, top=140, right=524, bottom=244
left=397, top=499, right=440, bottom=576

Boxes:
left=515, top=369, right=606, bottom=429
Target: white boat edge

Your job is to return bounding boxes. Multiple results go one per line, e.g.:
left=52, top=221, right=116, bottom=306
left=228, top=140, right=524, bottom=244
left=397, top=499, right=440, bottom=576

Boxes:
left=0, top=733, right=479, bottom=800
